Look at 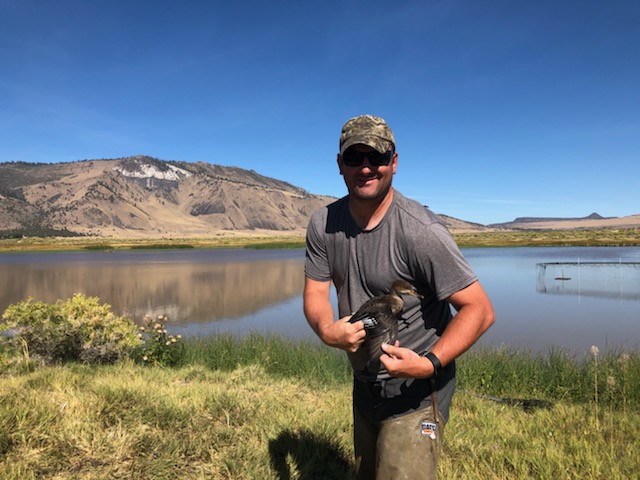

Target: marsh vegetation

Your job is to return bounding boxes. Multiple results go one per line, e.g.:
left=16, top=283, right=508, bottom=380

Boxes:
left=1, top=333, right=639, bottom=479
left=1, top=228, right=639, bottom=254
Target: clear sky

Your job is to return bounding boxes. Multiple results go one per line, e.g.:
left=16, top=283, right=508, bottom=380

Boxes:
left=1, top=0, right=638, bottom=225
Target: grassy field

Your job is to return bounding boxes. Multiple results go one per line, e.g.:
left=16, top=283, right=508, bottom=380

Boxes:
left=0, top=235, right=308, bottom=253
left=454, top=228, right=640, bottom=248
left=1, top=227, right=639, bottom=253
left=1, top=334, right=639, bottom=479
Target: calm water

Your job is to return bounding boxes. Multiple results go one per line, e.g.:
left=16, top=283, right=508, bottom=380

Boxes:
left=1, top=246, right=639, bottom=354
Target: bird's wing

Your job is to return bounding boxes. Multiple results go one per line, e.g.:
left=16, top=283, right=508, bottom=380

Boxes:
left=361, top=322, right=399, bottom=374
left=348, top=295, right=402, bottom=374
left=349, top=298, right=393, bottom=326
left=366, top=327, right=396, bottom=357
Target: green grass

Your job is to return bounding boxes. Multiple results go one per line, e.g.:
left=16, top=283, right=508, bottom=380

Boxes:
left=0, top=235, right=307, bottom=253
left=128, top=243, right=194, bottom=250
left=245, top=240, right=306, bottom=249
left=2, top=228, right=639, bottom=253
left=180, top=334, right=352, bottom=388
left=1, top=334, right=639, bottom=479
left=454, top=228, right=640, bottom=248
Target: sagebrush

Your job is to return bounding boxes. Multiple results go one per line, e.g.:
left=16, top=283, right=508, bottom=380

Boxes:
left=1, top=294, right=142, bottom=365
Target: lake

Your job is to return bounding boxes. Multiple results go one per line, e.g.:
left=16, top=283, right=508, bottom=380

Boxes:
left=1, top=246, right=639, bottom=354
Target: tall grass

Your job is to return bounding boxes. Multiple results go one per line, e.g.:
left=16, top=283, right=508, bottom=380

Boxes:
left=180, top=333, right=352, bottom=388
left=1, top=335, right=639, bottom=479
left=457, top=344, right=640, bottom=408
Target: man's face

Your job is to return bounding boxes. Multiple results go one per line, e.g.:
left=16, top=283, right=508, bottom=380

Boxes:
left=338, top=144, right=397, bottom=202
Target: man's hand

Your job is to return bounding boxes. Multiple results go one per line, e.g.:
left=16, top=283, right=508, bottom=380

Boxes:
left=323, top=316, right=366, bottom=352
left=380, top=342, right=432, bottom=378
left=303, top=277, right=369, bottom=353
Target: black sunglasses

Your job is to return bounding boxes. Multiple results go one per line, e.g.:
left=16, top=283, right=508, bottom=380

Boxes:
left=341, top=148, right=394, bottom=167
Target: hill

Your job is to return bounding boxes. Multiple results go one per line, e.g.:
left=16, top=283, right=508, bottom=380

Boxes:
left=0, top=156, right=335, bottom=238
left=435, top=214, right=494, bottom=233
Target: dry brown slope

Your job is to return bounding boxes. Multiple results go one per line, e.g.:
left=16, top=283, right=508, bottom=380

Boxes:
left=0, top=157, right=336, bottom=238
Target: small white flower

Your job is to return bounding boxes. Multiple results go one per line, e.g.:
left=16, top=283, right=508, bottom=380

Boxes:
left=619, top=353, right=630, bottom=369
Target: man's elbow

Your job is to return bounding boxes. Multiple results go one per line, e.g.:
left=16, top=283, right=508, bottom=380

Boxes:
left=481, top=303, right=496, bottom=333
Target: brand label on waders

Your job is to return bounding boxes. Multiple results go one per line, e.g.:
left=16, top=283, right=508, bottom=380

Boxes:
left=421, top=421, right=437, bottom=439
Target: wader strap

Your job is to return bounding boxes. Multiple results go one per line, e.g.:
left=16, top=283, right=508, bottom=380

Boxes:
left=429, top=377, right=439, bottom=424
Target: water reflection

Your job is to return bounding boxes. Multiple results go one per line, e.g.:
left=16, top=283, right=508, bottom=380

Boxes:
left=536, top=262, right=640, bottom=300
left=0, top=249, right=306, bottom=323
left=1, top=246, right=639, bottom=353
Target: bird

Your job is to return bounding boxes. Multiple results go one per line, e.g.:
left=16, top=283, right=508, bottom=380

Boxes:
left=349, top=280, right=423, bottom=374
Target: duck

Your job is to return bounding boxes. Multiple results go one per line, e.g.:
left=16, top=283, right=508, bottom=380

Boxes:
left=349, top=280, right=423, bottom=373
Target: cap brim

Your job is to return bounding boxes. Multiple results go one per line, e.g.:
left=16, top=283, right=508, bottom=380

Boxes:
left=340, top=135, right=389, bottom=155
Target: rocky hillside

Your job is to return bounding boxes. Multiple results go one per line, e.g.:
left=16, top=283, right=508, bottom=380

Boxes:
left=0, top=156, right=336, bottom=238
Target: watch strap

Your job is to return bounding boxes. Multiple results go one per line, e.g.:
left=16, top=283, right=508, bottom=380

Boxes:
left=424, top=352, right=443, bottom=376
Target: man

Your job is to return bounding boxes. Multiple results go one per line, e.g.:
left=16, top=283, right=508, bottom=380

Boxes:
left=303, top=114, right=495, bottom=479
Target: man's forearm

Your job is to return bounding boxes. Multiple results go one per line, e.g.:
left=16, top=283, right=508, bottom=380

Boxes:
left=431, top=298, right=494, bottom=367
left=304, top=298, right=336, bottom=343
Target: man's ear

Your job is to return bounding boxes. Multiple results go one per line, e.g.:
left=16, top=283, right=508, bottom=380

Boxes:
left=337, top=154, right=344, bottom=175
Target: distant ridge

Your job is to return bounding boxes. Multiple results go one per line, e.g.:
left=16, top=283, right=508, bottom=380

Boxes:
left=490, top=212, right=640, bottom=230
left=498, top=212, right=608, bottom=225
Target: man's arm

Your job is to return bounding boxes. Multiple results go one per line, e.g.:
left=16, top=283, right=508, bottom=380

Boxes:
left=381, top=280, right=495, bottom=378
left=303, top=276, right=366, bottom=353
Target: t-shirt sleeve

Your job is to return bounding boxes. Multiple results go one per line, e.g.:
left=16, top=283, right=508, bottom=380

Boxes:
left=412, top=223, right=477, bottom=301
left=304, top=210, right=332, bottom=282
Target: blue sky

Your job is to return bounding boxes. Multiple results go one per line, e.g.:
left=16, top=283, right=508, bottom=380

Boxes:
left=1, top=0, right=638, bottom=225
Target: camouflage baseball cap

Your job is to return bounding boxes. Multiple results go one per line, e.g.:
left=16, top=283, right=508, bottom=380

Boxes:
left=339, top=114, right=395, bottom=155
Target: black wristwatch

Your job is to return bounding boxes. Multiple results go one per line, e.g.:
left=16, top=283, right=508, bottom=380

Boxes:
left=424, top=352, right=443, bottom=376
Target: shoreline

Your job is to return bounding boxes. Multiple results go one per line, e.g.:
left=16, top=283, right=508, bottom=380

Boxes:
left=1, top=227, right=639, bottom=253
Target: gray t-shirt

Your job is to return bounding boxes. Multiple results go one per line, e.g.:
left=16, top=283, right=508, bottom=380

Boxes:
left=305, top=190, right=477, bottom=421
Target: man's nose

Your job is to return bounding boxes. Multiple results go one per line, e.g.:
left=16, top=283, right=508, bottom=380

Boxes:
left=359, top=157, right=374, bottom=169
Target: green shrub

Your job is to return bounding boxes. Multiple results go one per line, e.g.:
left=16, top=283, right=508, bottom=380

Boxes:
left=1, top=294, right=142, bottom=365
